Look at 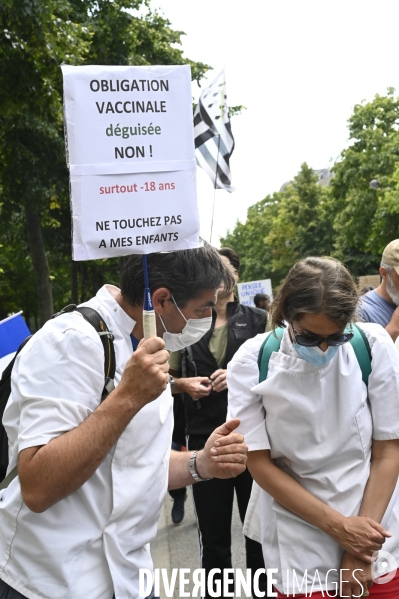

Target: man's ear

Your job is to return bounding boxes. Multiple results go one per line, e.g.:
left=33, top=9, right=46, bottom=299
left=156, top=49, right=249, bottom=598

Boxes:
left=380, top=266, right=387, bottom=280
left=152, top=287, right=172, bottom=314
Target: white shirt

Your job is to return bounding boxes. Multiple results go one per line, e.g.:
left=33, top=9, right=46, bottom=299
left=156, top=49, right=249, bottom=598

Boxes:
left=0, top=285, right=173, bottom=599
left=227, top=323, right=399, bottom=594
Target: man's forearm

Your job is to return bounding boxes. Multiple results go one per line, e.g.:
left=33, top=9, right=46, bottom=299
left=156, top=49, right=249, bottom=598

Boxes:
left=168, top=446, right=220, bottom=489
left=19, top=336, right=170, bottom=513
left=19, top=386, right=141, bottom=513
left=168, top=419, right=247, bottom=489
left=168, top=450, right=197, bottom=489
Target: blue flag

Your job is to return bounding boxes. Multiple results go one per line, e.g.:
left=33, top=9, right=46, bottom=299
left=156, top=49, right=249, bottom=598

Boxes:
left=0, top=312, right=31, bottom=359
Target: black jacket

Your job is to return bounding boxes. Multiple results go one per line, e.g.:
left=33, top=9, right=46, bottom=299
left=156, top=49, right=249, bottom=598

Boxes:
left=181, top=301, right=267, bottom=437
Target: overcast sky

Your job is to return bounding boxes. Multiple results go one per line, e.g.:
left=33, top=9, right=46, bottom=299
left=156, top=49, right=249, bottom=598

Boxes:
left=153, top=0, right=399, bottom=245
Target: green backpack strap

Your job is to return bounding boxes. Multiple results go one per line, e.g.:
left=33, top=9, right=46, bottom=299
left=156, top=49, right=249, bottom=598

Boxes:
left=258, top=327, right=285, bottom=382
left=349, top=324, right=372, bottom=387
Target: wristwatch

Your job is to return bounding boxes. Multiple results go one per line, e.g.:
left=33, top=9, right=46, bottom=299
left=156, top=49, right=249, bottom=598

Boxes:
left=188, top=450, right=212, bottom=482
left=169, top=374, right=175, bottom=393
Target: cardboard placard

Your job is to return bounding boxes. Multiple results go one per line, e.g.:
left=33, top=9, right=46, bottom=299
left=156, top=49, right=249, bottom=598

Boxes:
left=62, top=64, right=199, bottom=259
left=237, top=279, right=273, bottom=307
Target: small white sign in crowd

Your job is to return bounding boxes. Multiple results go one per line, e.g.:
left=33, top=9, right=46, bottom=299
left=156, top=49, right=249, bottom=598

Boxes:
left=237, top=279, right=272, bottom=308
left=62, top=64, right=199, bottom=260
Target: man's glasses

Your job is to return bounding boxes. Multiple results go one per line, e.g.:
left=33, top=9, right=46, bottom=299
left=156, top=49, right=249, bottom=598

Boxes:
left=291, top=323, right=354, bottom=347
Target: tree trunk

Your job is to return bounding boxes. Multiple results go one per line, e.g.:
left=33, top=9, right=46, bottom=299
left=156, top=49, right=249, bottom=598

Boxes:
left=71, top=260, right=79, bottom=304
left=119, top=256, right=127, bottom=273
left=24, top=203, right=53, bottom=327
left=79, top=262, right=87, bottom=302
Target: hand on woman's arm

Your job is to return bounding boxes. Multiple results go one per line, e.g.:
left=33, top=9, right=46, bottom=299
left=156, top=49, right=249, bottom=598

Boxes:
left=248, top=450, right=390, bottom=563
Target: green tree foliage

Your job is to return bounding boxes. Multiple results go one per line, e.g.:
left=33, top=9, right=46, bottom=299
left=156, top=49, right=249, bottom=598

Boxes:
left=263, top=164, right=333, bottom=281
left=220, top=197, right=279, bottom=283
left=330, top=88, right=399, bottom=275
left=0, top=0, right=210, bottom=327
left=0, top=0, right=91, bottom=325
left=223, top=90, right=399, bottom=288
left=221, top=164, right=334, bottom=286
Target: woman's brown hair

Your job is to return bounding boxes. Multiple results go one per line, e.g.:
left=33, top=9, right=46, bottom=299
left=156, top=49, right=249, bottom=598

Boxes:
left=271, top=257, right=359, bottom=329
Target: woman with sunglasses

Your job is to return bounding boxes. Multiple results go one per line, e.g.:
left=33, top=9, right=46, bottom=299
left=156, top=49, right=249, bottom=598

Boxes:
left=226, top=257, right=399, bottom=598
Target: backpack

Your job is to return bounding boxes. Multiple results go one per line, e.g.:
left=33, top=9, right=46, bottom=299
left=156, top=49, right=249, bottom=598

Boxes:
left=0, top=304, right=116, bottom=487
left=258, top=324, right=372, bottom=385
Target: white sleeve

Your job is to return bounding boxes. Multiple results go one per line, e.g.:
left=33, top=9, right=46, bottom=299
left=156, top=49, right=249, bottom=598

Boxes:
left=12, top=324, right=105, bottom=452
left=361, top=323, right=399, bottom=441
left=227, top=334, right=271, bottom=452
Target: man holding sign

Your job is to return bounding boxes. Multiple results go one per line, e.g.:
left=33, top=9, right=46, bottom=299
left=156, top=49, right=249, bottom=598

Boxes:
left=0, top=246, right=248, bottom=599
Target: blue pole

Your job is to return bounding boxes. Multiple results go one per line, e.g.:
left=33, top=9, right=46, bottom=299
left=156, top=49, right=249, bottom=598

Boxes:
left=142, top=254, right=156, bottom=338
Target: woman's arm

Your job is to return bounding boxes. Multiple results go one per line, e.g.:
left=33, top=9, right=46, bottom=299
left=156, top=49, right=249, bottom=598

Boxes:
left=338, top=440, right=399, bottom=596
left=359, top=439, right=399, bottom=521
left=247, top=450, right=390, bottom=563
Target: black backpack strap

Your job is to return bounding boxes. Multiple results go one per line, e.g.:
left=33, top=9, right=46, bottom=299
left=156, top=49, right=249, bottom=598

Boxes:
left=0, top=336, right=32, bottom=384
left=52, top=304, right=116, bottom=401
left=0, top=465, right=18, bottom=491
left=184, top=345, right=197, bottom=376
left=0, top=336, right=32, bottom=483
left=75, top=307, right=116, bottom=401
left=182, top=346, right=203, bottom=410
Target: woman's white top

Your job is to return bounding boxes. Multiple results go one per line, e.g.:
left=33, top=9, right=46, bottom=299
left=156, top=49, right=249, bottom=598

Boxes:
left=0, top=286, right=173, bottom=599
left=227, top=323, right=399, bottom=594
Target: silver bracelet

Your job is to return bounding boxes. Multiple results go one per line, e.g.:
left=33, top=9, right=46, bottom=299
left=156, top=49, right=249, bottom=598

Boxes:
left=188, top=450, right=212, bottom=482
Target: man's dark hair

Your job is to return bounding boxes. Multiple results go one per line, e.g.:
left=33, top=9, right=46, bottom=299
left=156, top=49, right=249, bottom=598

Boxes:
left=120, top=244, right=235, bottom=308
left=218, top=247, right=240, bottom=273
left=254, top=293, right=270, bottom=309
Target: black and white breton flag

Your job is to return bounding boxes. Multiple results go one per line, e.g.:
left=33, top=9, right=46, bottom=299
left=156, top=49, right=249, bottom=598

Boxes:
left=193, top=70, right=235, bottom=192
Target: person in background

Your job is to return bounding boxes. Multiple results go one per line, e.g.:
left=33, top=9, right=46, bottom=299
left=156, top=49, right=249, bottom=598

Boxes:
left=254, top=292, right=270, bottom=312
left=169, top=247, right=268, bottom=598
left=254, top=292, right=270, bottom=331
left=357, top=239, right=399, bottom=341
left=360, top=285, right=375, bottom=295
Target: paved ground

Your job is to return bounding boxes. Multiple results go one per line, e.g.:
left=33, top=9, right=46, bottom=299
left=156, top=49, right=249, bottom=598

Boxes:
left=151, top=487, right=248, bottom=599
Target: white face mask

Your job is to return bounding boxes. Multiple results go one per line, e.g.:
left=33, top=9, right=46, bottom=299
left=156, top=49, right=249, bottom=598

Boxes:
left=159, top=296, right=212, bottom=351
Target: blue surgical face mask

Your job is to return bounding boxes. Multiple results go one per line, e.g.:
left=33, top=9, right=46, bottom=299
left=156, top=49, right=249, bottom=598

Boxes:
left=293, top=343, right=339, bottom=366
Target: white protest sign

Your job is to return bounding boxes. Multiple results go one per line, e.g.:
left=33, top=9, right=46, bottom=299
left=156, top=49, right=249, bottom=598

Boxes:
left=62, top=64, right=199, bottom=260
left=237, top=279, right=272, bottom=307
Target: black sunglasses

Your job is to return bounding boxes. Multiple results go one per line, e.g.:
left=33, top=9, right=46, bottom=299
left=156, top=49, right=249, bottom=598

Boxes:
left=291, top=323, right=354, bottom=347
